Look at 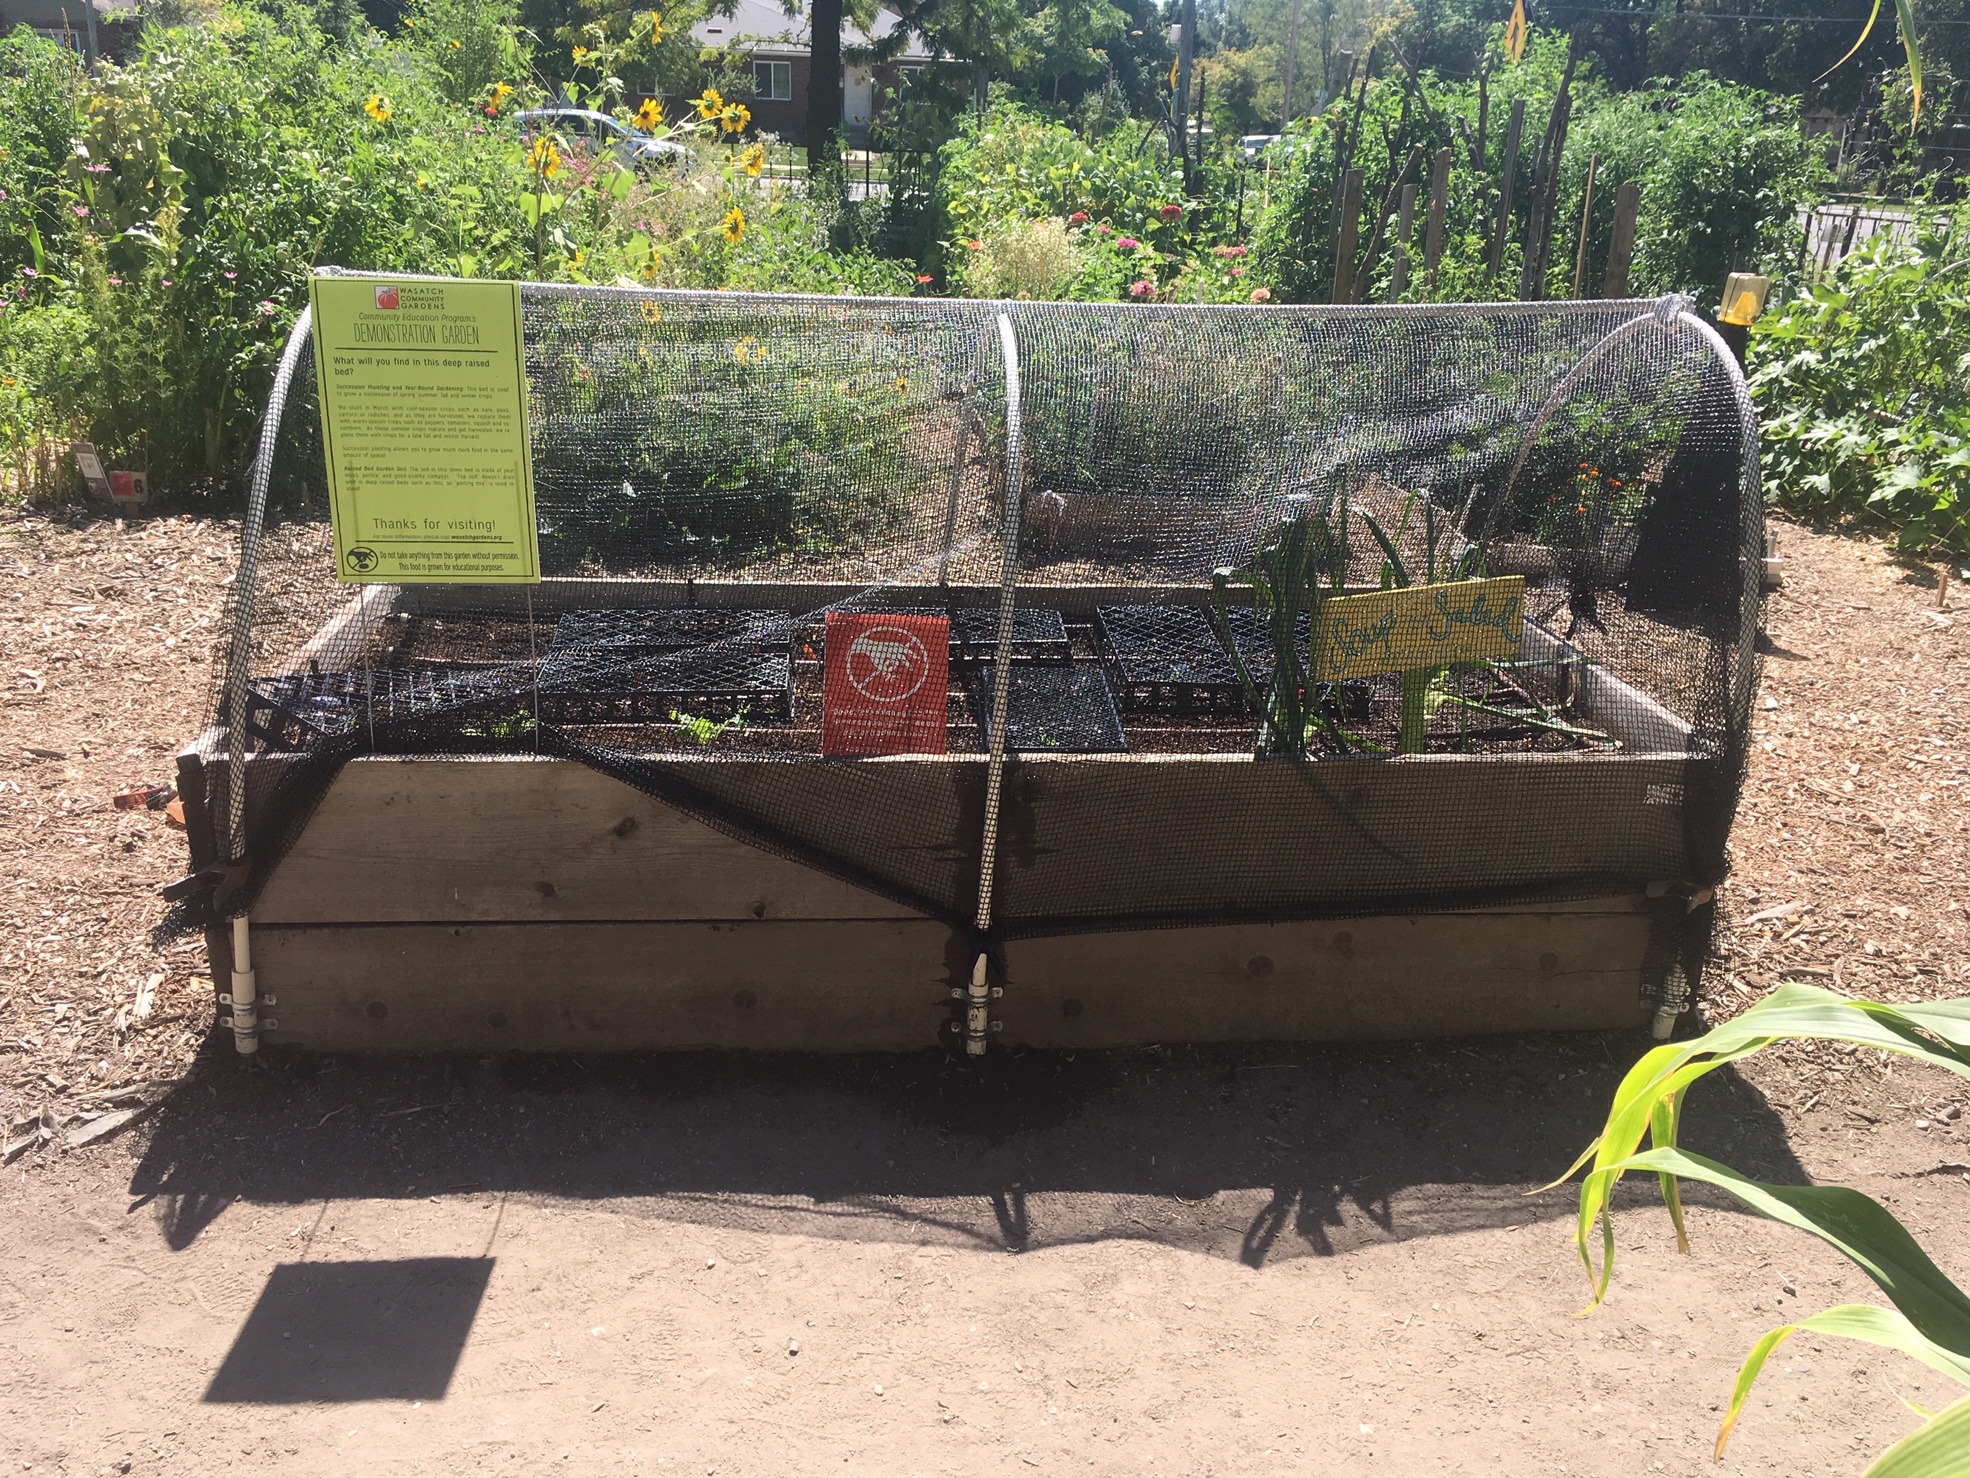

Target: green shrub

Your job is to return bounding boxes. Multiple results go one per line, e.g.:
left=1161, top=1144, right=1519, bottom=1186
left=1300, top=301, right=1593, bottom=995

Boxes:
left=1752, top=211, right=1970, bottom=558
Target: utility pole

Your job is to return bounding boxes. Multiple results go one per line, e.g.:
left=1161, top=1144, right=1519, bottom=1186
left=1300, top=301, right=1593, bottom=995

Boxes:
left=1281, top=0, right=1303, bottom=131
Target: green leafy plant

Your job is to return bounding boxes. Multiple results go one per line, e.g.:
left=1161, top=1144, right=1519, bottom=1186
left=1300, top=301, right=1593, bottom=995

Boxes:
left=1211, top=499, right=1354, bottom=761
left=1752, top=211, right=1970, bottom=560
left=670, top=705, right=745, bottom=745
left=1558, top=983, right=1970, bottom=1473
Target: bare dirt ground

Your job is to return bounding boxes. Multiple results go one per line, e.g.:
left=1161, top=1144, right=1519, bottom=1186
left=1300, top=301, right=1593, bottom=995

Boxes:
left=1, top=508, right=1967, bottom=1477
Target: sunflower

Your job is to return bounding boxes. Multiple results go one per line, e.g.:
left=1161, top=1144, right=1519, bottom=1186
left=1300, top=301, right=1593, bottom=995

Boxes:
left=633, top=98, right=662, bottom=131
left=739, top=141, right=765, bottom=177
left=693, top=87, right=724, bottom=121
left=733, top=334, right=764, bottom=363
left=721, top=206, right=747, bottom=243
left=571, top=44, right=591, bottom=65
left=719, top=102, right=751, bottom=134
left=527, top=136, right=562, bottom=179
left=363, top=94, right=392, bottom=123
left=649, top=11, right=664, bottom=43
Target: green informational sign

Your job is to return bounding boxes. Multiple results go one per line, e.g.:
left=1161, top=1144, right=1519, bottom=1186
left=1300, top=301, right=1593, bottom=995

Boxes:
left=309, top=274, right=539, bottom=584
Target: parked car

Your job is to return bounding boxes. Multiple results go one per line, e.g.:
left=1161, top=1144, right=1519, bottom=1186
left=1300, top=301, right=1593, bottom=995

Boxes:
left=516, top=107, right=695, bottom=174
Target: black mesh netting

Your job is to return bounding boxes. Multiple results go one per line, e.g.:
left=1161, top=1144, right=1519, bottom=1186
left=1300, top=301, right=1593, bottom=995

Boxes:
left=194, top=278, right=1762, bottom=939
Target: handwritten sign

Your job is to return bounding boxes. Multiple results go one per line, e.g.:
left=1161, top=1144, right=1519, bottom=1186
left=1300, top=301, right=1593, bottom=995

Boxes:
left=309, top=274, right=539, bottom=584
left=1313, top=576, right=1525, bottom=682
left=821, top=613, right=950, bottom=756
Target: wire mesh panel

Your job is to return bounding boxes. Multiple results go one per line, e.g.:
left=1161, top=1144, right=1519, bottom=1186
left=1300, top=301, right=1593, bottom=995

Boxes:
left=200, top=281, right=1761, bottom=937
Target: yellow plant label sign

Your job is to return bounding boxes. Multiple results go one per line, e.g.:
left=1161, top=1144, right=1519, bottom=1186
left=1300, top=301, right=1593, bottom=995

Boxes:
left=309, top=274, right=539, bottom=584
left=1314, top=576, right=1526, bottom=681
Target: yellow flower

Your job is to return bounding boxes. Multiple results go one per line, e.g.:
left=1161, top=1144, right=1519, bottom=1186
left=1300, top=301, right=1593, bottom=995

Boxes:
left=894, top=376, right=908, bottom=393
left=719, top=102, right=751, bottom=134
left=527, top=136, right=562, bottom=179
left=693, top=87, right=723, bottom=120
left=570, top=247, right=586, bottom=267
left=640, top=298, right=663, bottom=322
left=721, top=205, right=746, bottom=243
left=739, top=141, right=765, bottom=176
left=448, top=38, right=461, bottom=50
left=733, top=334, right=763, bottom=363
left=488, top=81, right=514, bottom=109
left=633, top=98, right=662, bottom=131
left=650, top=11, right=664, bottom=43
left=363, top=94, right=392, bottom=123
left=572, top=44, right=591, bottom=64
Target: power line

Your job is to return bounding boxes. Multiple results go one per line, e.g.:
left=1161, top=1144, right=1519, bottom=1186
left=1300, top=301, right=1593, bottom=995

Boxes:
left=1543, top=7, right=1970, bottom=23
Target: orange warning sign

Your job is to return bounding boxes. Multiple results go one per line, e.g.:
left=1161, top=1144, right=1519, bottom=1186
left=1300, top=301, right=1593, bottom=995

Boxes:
left=821, top=613, right=950, bottom=756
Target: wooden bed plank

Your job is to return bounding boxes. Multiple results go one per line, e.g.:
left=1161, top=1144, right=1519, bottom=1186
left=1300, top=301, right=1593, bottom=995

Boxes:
left=250, top=757, right=927, bottom=924
left=249, top=753, right=1695, bottom=929
left=1000, top=907, right=1654, bottom=1046
left=249, top=903, right=1653, bottom=1053
left=254, top=920, right=961, bottom=1052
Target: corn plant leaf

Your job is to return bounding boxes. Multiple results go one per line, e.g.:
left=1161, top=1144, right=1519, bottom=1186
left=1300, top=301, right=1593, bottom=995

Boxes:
left=1566, top=984, right=1970, bottom=1307
left=1606, top=1147, right=1970, bottom=1360
left=1866, top=1391, right=1970, bottom=1478
left=1813, top=0, right=1884, bottom=86
left=1716, top=1306, right=1970, bottom=1460
left=1895, top=0, right=1922, bottom=130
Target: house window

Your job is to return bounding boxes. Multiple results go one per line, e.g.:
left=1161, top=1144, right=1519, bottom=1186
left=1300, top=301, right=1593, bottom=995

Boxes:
left=754, top=60, right=792, bottom=101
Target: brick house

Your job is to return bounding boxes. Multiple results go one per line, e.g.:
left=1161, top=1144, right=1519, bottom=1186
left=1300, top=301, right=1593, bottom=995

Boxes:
left=691, top=0, right=931, bottom=144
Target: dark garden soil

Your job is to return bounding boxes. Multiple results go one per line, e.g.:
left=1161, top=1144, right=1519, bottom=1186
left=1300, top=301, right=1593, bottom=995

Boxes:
left=1, top=507, right=1966, bottom=1476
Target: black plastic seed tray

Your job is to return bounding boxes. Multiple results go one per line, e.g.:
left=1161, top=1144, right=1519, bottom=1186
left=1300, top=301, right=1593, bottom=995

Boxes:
left=970, top=663, right=1127, bottom=754
left=246, top=665, right=527, bottom=750
left=1095, top=605, right=1244, bottom=712
left=1219, top=605, right=1312, bottom=680
left=550, top=607, right=791, bottom=653
left=536, top=644, right=794, bottom=723
left=849, top=605, right=1072, bottom=662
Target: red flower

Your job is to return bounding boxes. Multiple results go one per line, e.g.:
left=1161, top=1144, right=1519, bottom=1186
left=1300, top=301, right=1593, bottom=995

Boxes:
left=1158, top=204, right=1183, bottom=222
left=916, top=273, right=933, bottom=283
left=1067, top=211, right=1089, bottom=226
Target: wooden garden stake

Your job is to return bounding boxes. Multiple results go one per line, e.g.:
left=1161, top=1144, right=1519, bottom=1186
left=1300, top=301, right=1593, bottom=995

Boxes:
left=1423, top=147, right=1451, bottom=294
left=1490, top=97, right=1525, bottom=282
left=1570, top=154, right=1598, bottom=298
left=1333, top=167, right=1364, bottom=304
left=1354, top=143, right=1425, bottom=302
left=1603, top=180, right=1640, bottom=297
left=1390, top=182, right=1417, bottom=301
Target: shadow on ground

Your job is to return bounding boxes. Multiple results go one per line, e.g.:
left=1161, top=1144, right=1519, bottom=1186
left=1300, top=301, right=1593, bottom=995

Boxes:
left=127, top=1031, right=1804, bottom=1266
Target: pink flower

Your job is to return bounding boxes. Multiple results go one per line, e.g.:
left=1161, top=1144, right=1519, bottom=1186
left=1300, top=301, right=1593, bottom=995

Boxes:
left=161, top=279, right=172, bottom=287
left=1212, top=243, right=1248, bottom=258
left=1117, top=237, right=1140, bottom=252
left=1128, top=279, right=1156, bottom=300
left=257, top=300, right=276, bottom=315
left=1095, top=223, right=1113, bottom=236
left=1067, top=211, right=1089, bottom=226
left=1157, top=204, right=1183, bottom=222
left=73, top=205, right=88, bottom=217
left=1249, top=287, right=1272, bottom=303
left=1230, top=266, right=1245, bottom=277
left=224, top=270, right=237, bottom=280
left=107, top=276, right=121, bottom=286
